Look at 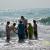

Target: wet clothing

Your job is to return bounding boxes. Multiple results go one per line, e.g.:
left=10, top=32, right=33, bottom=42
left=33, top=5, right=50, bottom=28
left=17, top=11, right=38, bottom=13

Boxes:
left=34, top=31, right=38, bottom=39
left=10, top=25, right=16, bottom=32
left=34, top=24, right=38, bottom=39
left=6, top=34, right=10, bottom=42
left=25, top=25, right=28, bottom=38
left=10, top=25, right=16, bottom=37
left=6, top=25, right=10, bottom=42
left=20, top=19, right=28, bottom=38
left=28, top=24, right=33, bottom=39
left=18, top=23, right=25, bottom=42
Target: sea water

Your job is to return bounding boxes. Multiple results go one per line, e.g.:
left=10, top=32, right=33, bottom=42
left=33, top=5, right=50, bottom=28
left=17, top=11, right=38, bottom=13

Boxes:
left=0, top=8, right=50, bottom=50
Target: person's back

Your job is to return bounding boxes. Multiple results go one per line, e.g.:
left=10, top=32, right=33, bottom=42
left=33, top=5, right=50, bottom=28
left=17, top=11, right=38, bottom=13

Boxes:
left=28, top=23, right=33, bottom=39
left=6, top=24, right=9, bottom=31
left=18, top=21, right=25, bottom=43
left=20, top=16, right=28, bottom=38
left=10, top=23, right=16, bottom=37
left=18, top=23, right=25, bottom=34
left=10, top=23, right=16, bottom=32
left=6, top=21, right=10, bottom=35
left=34, top=23, right=37, bottom=32
left=33, top=20, right=38, bottom=40
left=6, top=21, right=10, bottom=43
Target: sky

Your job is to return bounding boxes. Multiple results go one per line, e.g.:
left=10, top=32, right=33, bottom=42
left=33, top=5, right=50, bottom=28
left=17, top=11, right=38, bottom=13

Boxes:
left=0, top=0, right=50, bottom=9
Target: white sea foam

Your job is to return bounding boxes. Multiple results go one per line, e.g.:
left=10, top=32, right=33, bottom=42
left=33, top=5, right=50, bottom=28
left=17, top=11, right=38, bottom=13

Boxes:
left=0, top=37, right=50, bottom=50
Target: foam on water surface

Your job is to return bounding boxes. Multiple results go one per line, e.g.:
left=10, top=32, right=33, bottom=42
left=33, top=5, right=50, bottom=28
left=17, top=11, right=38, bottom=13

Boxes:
left=0, top=37, right=50, bottom=50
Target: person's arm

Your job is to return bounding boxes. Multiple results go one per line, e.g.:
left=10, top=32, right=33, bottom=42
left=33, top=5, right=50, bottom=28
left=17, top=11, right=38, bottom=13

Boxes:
left=36, top=24, right=37, bottom=32
left=13, top=27, right=17, bottom=32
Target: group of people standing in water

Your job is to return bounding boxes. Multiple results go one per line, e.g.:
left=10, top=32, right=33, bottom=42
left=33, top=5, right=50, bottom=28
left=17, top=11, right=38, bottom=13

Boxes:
left=6, top=16, right=38, bottom=43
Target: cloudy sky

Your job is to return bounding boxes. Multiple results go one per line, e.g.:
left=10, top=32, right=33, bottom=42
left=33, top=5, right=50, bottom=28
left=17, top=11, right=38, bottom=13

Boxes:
left=0, top=0, right=50, bottom=9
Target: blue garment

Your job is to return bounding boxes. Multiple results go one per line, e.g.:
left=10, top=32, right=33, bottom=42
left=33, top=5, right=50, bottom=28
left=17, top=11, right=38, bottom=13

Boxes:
left=18, top=23, right=25, bottom=34
left=18, top=23, right=25, bottom=40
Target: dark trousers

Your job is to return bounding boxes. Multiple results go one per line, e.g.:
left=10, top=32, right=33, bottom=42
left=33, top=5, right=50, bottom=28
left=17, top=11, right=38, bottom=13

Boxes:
left=18, top=33, right=25, bottom=41
left=25, top=26, right=28, bottom=38
left=34, top=31, right=38, bottom=39
left=6, top=34, right=10, bottom=42
left=29, top=34, right=32, bottom=39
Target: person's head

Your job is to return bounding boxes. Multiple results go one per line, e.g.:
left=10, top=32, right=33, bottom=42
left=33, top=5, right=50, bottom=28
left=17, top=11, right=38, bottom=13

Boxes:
left=21, top=16, right=24, bottom=20
left=29, top=23, right=32, bottom=26
left=13, top=23, right=16, bottom=26
left=19, top=20, right=22, bottom=24
left=7, top=21, right=10, bottom=25
left=33, top=20, right=36, bottom=24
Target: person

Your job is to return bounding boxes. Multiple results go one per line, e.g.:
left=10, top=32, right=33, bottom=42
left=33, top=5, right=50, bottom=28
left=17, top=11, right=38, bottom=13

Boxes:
left=10, top=23, right=16, bottom=37
left=17, top=20, right=25, bottom=43
left=6, top=21, right=10, bottom=43
left=20, top=16, right=28, bottom=39
left=28, top=23, right=33, bottom=40
left=10, top=23, right=16, bottom=32
left=33, top=20, right=38, bottom=40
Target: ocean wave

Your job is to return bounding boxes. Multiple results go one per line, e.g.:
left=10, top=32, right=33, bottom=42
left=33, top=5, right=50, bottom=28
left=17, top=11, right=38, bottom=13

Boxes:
left=38, top=17, right=50, bottom=25
left=0, top=8, right=50, bottom=17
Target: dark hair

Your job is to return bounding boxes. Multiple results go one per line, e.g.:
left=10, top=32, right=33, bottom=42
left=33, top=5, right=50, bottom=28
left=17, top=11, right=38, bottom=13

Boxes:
left=33, top=20, right=36, bottom=23
left=21, top=16, right=24, bottom=19
left=29, top=23, right=32, bottom=26
left=7, top=21, right=10, bottom=25
left=13, top=23, right=16, bottom=26
left=19, top=20, right=22, bottom=23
